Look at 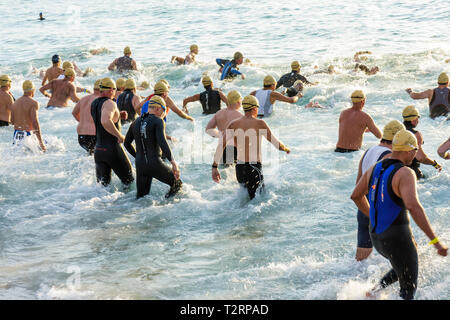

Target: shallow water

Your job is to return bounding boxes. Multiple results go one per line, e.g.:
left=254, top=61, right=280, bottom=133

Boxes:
left=0, top=0, right=449, bottom=300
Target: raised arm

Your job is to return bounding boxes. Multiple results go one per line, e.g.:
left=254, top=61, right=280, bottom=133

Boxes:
left=218, top=89, right=228, bottom=105
left=271, top=91, right=299, bottom=104
left=182, top=94, right=200, bottom=113
left=166, top=96, right=194, bottom=121
left=405, top=88, right=433, bottom=101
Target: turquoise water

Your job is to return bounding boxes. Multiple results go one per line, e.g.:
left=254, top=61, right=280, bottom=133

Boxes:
left=0, top=0, right=449, bottom=299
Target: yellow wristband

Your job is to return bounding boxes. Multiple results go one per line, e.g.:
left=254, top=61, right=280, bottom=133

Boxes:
left=429, top=237, right=439, bottom=245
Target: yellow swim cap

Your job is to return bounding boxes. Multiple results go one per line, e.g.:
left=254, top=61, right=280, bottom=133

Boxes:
left=140, top=81, right=150, bottom=89
left=291, top=61, right=301, bottom=71
left=125, top=78, right=136, bottom=90
left=190, top=44, right=198, bottom=52
left=64, top=68, right=75, bottom=77
left=148, top=95, right=166, bottom=110
left=115, top=78, right=126, bottom=89
left=124, top=46, right=132, bottom=55
left=263, top=75, right=276, bottom=86
left=94, top=79, right=101, bottom=90
left=438, top=72, right=449, bottom=85
left=402, top=105, right=420, bottom=121
left=22, top=80, right=35, bottom=92
left=227, top=90, right=242, bottom=105
left=202, top=75, right=212, bottom=86
left=62, top=61, right=73, bottom=70
left=382, top=120, right=405, bottom=141
left=351, top=90, right=366, bottom=103
left=158, top=79, right=170, bottom=88
left=0, top=75, right=11, bottom=86
left=242, top=95, right=259, bottom=112
left=392, top=129, right=418, bottom=152
left=234, top=51, right=243, bottom=60
left=154, top=81, right=169, bottom=94
left=99, top=77, right=117, bottom=91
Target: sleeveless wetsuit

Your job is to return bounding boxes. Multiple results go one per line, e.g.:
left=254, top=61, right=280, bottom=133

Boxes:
left=368, top=158, right=418, bottom=300
left=91, top=97, right=134, bottom=186
left=255, top=89, right=273, bottom=117
left=235, top=162, right=264, bottom=200
left=404, top=122, right=424, bottom=179
left=117, top=89, right=137, bottom=123
left=200, top=88, right=221, bottom=114
left=116, top=56, right=134, bottom=72
left=429, top=87, right=449, bottom=119
left=357, top=145, right=392, bottom=248
left=124, top=113, right=182, bottom=199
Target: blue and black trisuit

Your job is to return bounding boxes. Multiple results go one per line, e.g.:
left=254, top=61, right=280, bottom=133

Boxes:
left=216, top=58, right=242, bottom=80
left=368, top=158, right=418, bottom=300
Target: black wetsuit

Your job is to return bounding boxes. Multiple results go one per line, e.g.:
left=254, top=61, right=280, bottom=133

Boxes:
left=78, top=135, right=96, bottom=155
left=235, top=162, right=264, bottom=200
left=285, top=87, right=300, bottom=97
left=404, top=121, right=424, bottom=179
left=91, top=97, right=134, bottom=186
left=117, top=89, right=137, bottom=123
left=276, top=71, right=312, bottom=89
left=116, top=56, right=134, bottom=72
left=368, top=159, right=418, bottom=300
left=124, top=113, right=182, bottom=199
left=200, top=88, right=221, bottom=114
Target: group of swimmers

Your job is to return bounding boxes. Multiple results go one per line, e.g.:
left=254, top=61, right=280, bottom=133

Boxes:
left=0, top=45, right=449, bottom=300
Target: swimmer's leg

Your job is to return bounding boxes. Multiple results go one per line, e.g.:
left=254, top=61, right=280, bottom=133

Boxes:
left=136, top=173, right=152, bottom=199
left=95, top=161, right=112, bottom=186
left=111, top=146, right=134, bottom=186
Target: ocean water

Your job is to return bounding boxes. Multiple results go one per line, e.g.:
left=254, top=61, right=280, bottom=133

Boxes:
left=0, top=0, right=449, bottom=300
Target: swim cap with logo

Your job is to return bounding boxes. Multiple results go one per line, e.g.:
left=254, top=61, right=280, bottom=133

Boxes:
left=382, top=120, right=405, bottom=141
left=227, top=90, right=242, bottom=105
left=202, top=75, right=212, bottom=86
left=291, top=61, right=301, bottom=71
left=154, top=81, right=169, bottom=94
left=22, top=80, right=35, bottom=92
left=234, top=51, right=243, bottom=60
left=99, top=77, right=116, bottom=91
left=148, top=95, right=166, bottom=112
left=242, top=95, right=259, bottom=112
left=438, top=72, right=449, bottom=85
left=94, top=79, right=101, bottom=90
left=0, top=75, right=12, bottom=86
left=125, top=78, right=136, bottom=90
left=62, top=61, right=73, bottom=70
left=64, top=68, right=75, bottom=77
left=115, top=78, right=126, bottom=89
left=124, top=46, right=132, bottom=55
left=351, top=90, right=366, bottom=103
left=402, top=105, right=420, bottom=121
left=140, top=81, right=150, bottom=89
left=263, top=75, right=276, bottom=86
left=392, top=129, right=418, bottom=152
left=52, top=54, right=61, bottom=63
left=190, top=44, right=199, bottom=52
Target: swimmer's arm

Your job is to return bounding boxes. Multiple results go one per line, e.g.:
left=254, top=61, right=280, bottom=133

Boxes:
left=350, top=166, right=372, bottom=216
left=182, top=94, right=200, bottom=113
left=72, top=101, right=81, bottom=122
left=137, top=96, right=150, bottom=112
left=70, top=84, right=81, bottom=103
left=414, top=132, right=435, bottom=165
left=366, top=116, right=382, bottom=139
left=407, top=88, right=433, bottom=100
left=132, top=95, right=142, bottom=113
left=271, top=91, right=299, bottom=104
left=156, top=119, right=173, bottom=161
left=167, top=96, right=194, bottom=121
left=107, top=59, right=117, bottom=71
left=218, top=90, right=228, bottom=105
left=356, top=153, right=364, bottom=184
left=131, top=60, right=138, bottom=71
left=260, top=121, right=290, bottom=153
left=30, top=102, right=46, bottom=151
left=124, top=123, right=136, bottom=158
left=437, top=139, right=450, bottom=159
left=230, top=68, right=242, bottom=76
left=39, top=82, right=52, bottom=98
left=101, top=103, right=124, bottom=142
left=205, top=115, right=220, bottom=138
left=215, top=59, right=226, bottom=67
left=41, top=70, right=49, bottom=86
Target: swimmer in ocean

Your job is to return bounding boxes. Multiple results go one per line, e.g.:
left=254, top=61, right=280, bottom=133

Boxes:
left=353, top=51, right=379, bottom=75
left=351, top=129, right=447, bottom=300
left=39, top=12, right=45, bottom=21
left=171, top=44, right=199, bottom=65
left=10, top=80, right=46, bottom=151
left=211, top=95, right=290, bottom=200
left=0, top=75, right=15, bottom=127
left=117, top=78, right=141, bottom=124
left=124, top=95, right=182, bottom=199
left=40, top=68, right=80, bottom=109
left=216, top=51, right=246, bottom=81
left=182, top=75, right=227, bottom=114
left=90, top=77, right=134, bottom=187
left=41, top=55, right=63, bottom=86
left=276, top=61, right=318, bottom=90
left=114, top=78, right=126, bottom=102
left=108, top=46, right=138, bottom=73
left=437, top=137, right=450, bottom=160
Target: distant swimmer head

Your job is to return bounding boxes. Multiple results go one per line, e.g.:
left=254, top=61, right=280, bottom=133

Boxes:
left=438, top=72, right=449, bottom=85
left=0, top=74, right=12, bottom=87
left=62, top=61, right=73, bottom=70
left=64, top=68, right=75, bottom=78
left=234, top=51, right=244, bottom=63
left=148, top=95, right=167, bottom=114
left=115, top=78, right=126, bottom=90
left=99, top=77, right=117, bottom=91
left=402, top=105, right=420, bottom=121
left=140, top=81, right=150, bottom=89
left=202, top=75, right=212, bottom=87
left=291, top=61, right=301, bottom=72
left=351, top=90, right=366, bottom=103
left=242, top=95, right=259, bottom=112
left=123, top=46, right=132, bottom=55
left=22, top=80, right=35, bottom=92
left=154, top=81, right=169, bottom=95
left=263, top=75, right=277, bottom=87
left=125, top=78, right=136, bottom=90
left=227, top=90, right=242, bottom=105
left=382, top=120, right=405, bottom=141
left=190, top=44, right=199, bottom=53
left=52, top=54, right=61, bottom=64
left=328, top=65, right=335, bottom=73
left=94, top=79, right=102, bottom=91
left=392, top=129, right=418, bottom=153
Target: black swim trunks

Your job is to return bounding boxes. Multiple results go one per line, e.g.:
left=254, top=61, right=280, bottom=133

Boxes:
left=235, top=162, right=264, bottom=200
left=334, top=147, right=358, bottom=153
left=78, top=135, right=96, bottom=155
left=0, top=120, right=10, bottom=127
